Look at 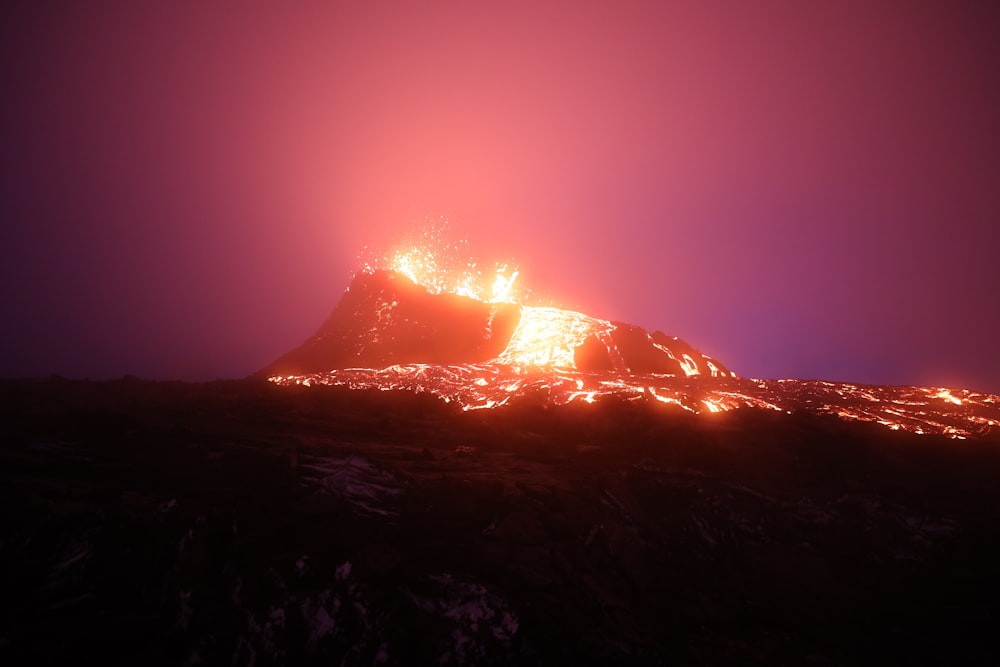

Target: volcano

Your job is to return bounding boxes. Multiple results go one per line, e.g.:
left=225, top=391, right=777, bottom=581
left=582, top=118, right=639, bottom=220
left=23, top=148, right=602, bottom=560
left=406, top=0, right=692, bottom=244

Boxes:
left=264, top=269, right=1000, bottom=438
left=263, top=269, right=732, bottom=378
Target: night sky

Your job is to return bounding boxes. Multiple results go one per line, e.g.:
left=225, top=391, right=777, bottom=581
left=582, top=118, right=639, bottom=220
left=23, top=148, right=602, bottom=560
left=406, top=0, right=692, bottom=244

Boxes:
left=2, top=1, right=998, bottom=392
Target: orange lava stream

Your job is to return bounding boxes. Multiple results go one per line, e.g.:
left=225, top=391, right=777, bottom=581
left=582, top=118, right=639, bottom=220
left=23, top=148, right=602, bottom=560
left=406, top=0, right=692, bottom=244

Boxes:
left=269, top=368, right=1000, bottom=440
left=496, top=306, right=616, bottom=369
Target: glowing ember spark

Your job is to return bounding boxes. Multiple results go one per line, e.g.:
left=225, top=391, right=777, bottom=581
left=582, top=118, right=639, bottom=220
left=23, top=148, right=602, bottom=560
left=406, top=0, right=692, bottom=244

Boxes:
left=489, top=266, right=519, bottom=303
left=382, top=246, right=519, bottom=303
left=373, top=237, right=521, bottom=304
left=386, top=244, right=486, bottom=300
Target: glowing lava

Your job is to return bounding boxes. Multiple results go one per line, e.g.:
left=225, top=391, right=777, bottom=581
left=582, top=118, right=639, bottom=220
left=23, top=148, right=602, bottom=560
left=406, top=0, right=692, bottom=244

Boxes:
left=370, top=225, right=522, bottom=304
left=934, top=388, right=963, bottom=405
left=496, top=307, right=618, bottom=369
left=269, top=368, right=1000, bottom=439
left=363, top=229, right=623, bottom=372
left=267, top=227, right=1000, bottom=439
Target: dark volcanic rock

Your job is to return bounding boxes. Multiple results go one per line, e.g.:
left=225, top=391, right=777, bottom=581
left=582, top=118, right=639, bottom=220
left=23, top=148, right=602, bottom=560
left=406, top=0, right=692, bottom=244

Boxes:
left=609, top=322, right=685, bottom=374
left=574, top=334, right=615, bottom=371
left=574, top=323, right=730, bottom=377
left=3, top=378, right=1000, bottom=665
left=263, top=270, right=521, bottom=375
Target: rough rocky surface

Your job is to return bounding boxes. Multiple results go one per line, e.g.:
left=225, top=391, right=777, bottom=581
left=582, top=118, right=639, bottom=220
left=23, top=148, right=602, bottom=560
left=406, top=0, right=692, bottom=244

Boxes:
left=263, top=270, right=729, bottom=378
left=3, top=377, right=1000, bottom=665
left=264, top=270, right=522, bottom=375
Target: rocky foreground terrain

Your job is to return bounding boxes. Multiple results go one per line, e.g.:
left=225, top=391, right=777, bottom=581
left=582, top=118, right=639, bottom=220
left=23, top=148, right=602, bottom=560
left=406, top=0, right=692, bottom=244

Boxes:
left=3, top=377, right=1000, bottom=665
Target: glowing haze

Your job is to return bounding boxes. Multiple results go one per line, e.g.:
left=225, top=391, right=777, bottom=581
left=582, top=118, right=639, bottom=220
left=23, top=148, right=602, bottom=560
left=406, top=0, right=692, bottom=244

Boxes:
left=1, top=1, right=998, bottom=391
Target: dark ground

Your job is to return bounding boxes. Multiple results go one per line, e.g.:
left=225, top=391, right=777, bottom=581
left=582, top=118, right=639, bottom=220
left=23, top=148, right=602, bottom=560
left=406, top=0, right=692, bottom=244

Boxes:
left=2, top=377, right=1000, bottom=665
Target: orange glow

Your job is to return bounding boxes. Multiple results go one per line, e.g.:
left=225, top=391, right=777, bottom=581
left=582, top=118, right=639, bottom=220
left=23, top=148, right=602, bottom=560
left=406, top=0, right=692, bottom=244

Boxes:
left=367, top=224, right=523, bottom=304
left=496, top=306, right=614, bottom=368
left=367, top=225, right=619, bottom=370
left=934, top=388, right=963, bottom=405
left=274, top=229, right=1000, bottom=439
left=270, top=368, right=1000, bottom=439
left=649, top=339, right=699, bottom=377
left=489, top=265, right=520, bottom=303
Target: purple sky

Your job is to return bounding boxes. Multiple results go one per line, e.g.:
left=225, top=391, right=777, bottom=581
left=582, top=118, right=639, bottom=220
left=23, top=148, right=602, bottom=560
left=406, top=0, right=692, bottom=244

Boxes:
left=2, top=1, right=999, bottom=392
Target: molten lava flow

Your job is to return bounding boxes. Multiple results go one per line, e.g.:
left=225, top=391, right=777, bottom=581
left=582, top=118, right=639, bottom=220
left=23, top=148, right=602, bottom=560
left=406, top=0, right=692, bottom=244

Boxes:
left=270, top=368, right=1000, bottom=439
left=648, top=339, right=697, bottom=376
left=496, top=306, right=615, bottom=369
left=934, top=388, right=963, bottom=405
left=270, top=226, right=1000, bottom=439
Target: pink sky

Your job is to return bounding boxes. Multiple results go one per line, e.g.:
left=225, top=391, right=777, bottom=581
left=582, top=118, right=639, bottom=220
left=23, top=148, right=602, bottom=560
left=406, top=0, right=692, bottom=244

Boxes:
left=2, top=1, right=998, bottom=391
